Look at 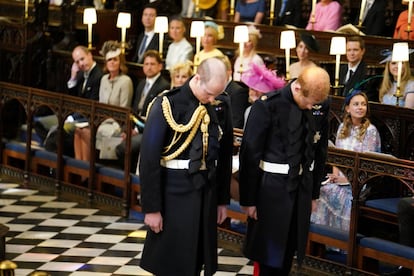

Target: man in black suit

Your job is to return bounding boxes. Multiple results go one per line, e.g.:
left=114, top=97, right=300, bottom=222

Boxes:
left=338, top=36, right=367, bottom=98
left=116, top=50, right=170, bottom=172
left=67, top=45, right=103, bottom=101
left=273, top=0, right=303, bottom=28
left=131, top=4, right=160, bottom=64
left=221, top=56, right=249, bottom=129
left=353, top=0, right=387, bottom=36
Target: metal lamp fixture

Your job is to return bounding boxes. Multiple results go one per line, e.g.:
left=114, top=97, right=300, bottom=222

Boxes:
left=154, top=16, right=169, bottom=58
left=116, top=12, right=131, bottom=54
left=329, top=36, right=346, bottom=89
left=280, top=30, right=296, bottom=81
left=233, top=25, right=249, bottom=74
left=391, top=42, right=409, bottom=106
left=83, top=8, right=97, bottom=49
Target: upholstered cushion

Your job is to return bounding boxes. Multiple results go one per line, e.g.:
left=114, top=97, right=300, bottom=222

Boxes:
left=309, top=223, right=364, bottom=241
left=5, top=142, right=29, bottom=153
left=364, top=197, right=401, bottom=214
left=360, top=237, right=414, bottom=260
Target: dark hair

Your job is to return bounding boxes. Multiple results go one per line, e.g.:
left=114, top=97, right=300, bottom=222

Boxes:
left=347, top=36, right=365, bottom=50
left=143, top=3, right=158, bottom=14
left=143, top=50, right=163, bottom=64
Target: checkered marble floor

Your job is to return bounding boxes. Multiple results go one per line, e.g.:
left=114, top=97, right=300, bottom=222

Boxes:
left=0, top=181, right=254, bottom=276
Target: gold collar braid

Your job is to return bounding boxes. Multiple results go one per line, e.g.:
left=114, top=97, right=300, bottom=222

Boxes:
left=161, top=96, right=210, bottom=168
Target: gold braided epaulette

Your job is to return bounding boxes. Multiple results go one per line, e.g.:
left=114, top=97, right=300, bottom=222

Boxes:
left=161, top=96, right=210, bottom=164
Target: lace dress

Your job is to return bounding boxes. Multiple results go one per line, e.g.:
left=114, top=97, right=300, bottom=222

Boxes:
left=311, top=123, right=381, bottom=231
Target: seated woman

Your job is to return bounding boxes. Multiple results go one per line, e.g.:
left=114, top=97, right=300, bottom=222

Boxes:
left=193, top=21, right=225, bottom=67
left=165, top=16, right=193, bottom=71
left=74, top=41, right=133, bottom=162
left=311, top=91, right=381, bottom=232
left=289, top=33, right=319, bottom=79
left=379, top=57, right=414, bottom=108
left=234, top=0, right=266, bottom=24
left=305, top=0, right=342, bottom=31
left=170, top=61, right=193, bottom=89
left=233, top=25, right=264, bottom=82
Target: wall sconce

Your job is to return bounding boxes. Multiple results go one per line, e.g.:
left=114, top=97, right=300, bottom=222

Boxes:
left=329, top=36, right=346, bottom=91
left=233, top=25, right=249, bottom=74
left=402, top=0, right=414, bottom=34
left=154, top=16, right=168, bottom=58
left=83, top=8, right=97, bottom=49
left=116, top=12, right=131, bottom=55
left=190, top=21, right=205, bottom=68
left=280, top=30, right=296, bottom=81
left=392, top=42, right=409, bottom=106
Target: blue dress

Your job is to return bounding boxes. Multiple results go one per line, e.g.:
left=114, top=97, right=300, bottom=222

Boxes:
left=236, top=0, right=266, bottom=22
left=311, top=123, right=381, bottom=231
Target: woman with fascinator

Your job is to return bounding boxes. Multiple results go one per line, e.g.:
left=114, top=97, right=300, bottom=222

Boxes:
left=74, top=40, right=133, bottom=162
left=289, top=33, right=319, bottom=79
left=193, top=21, right=225, bottom=68
left=311, top=90, right=381, bottom=232
left=241, top=63, right=286, bottom=127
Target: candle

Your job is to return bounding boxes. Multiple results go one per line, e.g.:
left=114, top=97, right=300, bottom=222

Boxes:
left=397, top=61, right=402, bottom=90
left=270, top=0, right=275, bottom=14
left=408, top=0, right=413, bottom=26
left=359, top=0, right=366, bottom=24
left=25, top=0, right=28, bottom=19
left=87, top=23, right=93, bottom=49
left=121, top=27, right=126, bottom=54
left=230, top=0, right=235, bottom=10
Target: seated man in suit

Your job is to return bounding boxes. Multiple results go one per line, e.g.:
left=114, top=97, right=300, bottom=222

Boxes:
left=116, top=50, right=170, bottom=172
left=339, top=36, right=367, bottom=98
left=131, top=4, right=160, bottom=64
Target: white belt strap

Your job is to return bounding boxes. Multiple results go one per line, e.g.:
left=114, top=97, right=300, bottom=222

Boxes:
left=259, top=160, right=289, bottom=174
left=160, top=159, right=190, bottom=169
left=259, top=160, right=304, bottom=175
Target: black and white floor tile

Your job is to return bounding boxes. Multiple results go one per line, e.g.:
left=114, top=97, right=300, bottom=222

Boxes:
left=0, top=181, right=254, bottom=275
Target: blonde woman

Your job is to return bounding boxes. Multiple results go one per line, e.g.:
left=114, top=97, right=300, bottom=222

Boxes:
left=233, top=25, right=264, bottom=82
left=193, top=21, right=224, bottom=67
left=170, top=61, right=193, bottom=88
left=379, top=60, right=414, bottom=108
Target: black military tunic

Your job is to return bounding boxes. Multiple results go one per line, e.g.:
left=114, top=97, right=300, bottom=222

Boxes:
left=139, top=79, right=232, bottom=276
left=239, top=82, right=329, bottom=268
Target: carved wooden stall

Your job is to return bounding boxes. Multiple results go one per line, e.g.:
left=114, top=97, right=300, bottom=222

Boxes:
left=0, top=82, right=134, bottom=217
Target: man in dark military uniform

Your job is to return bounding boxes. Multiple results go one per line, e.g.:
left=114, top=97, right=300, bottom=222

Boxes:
left=139, top=57, right=233, bottom=276
left=239, top=66, right=331, bottom=275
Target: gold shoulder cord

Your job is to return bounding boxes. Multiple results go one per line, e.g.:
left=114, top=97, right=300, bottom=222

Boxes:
left=161, top=96, right=210, bottom=168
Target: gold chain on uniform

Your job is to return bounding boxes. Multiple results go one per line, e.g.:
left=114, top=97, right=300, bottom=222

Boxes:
left=161, top=96, right=210, bottom=168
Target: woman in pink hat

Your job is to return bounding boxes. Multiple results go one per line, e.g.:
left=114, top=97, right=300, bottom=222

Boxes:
left=241, top=63, right=286, bottom=127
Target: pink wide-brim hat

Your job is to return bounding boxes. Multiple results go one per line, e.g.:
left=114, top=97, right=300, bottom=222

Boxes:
left=241, top=63, right=286, bottom=93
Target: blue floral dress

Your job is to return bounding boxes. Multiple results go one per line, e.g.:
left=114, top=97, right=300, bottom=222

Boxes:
left=311, top=123, right=381, bottom=231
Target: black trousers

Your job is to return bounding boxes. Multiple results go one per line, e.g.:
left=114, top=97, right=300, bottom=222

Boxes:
left=398, top=197, right=414, bottom=247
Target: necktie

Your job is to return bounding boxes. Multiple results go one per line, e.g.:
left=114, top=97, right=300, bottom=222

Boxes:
left=138, top=81, right=151, bottom=113
left=138, top=35, right=148, bottom=60
left=279, top=0, right=288, bottom=17
left=348, top=70, right=354, bottom=82
left=81, top=72, right=89, bottom=94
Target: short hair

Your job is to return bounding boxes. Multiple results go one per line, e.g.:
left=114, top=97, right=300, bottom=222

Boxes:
left=347, top=36, right=365, bottom=50
left=72, top=45, right=91, bottom=55
left=143, top=50, right=162, bottom=64
left=197, top=57, right=227, bottom=85
left=297, top=67, right=330, bottom=102
left=169, top=15, right=186, bottom=32
left=170, top=61, right=193, bottom=79
left=143, top=3, right=157, bottom=14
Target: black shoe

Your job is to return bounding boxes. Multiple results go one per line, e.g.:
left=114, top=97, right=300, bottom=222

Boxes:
left=382, top=266, right=411, bottom=276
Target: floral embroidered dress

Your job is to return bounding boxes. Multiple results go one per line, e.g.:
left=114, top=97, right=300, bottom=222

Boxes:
left=311, top=123, right=381, bottom=231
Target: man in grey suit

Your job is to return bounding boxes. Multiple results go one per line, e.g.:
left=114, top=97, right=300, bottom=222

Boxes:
left=116, top=50, right=170, bottom=172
